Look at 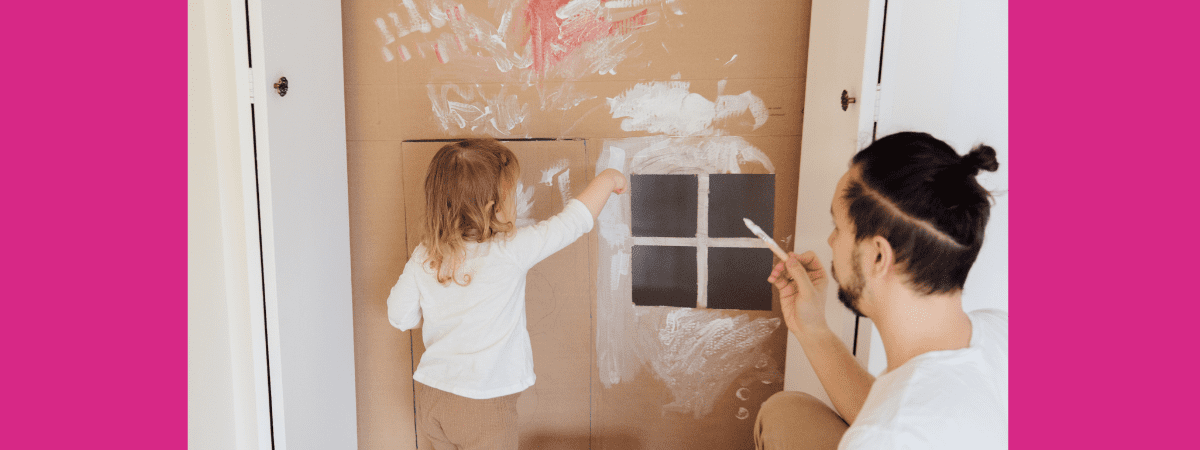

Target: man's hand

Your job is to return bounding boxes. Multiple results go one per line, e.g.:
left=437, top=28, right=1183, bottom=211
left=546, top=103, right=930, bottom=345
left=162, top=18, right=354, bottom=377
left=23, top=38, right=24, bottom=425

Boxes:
left=768, top=251, right=831, bottom=337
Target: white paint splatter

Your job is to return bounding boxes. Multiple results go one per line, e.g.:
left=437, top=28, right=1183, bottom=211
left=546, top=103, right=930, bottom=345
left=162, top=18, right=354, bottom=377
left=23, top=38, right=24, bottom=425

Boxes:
left=736, top=387, right=750, bottom=401
left=724, top=54, right=737, bottom=66
left=607, top=81, right=769, bottom=136
left=736, top=407, right=750, bottom=420
left=540, top=160, right=570, bottom=185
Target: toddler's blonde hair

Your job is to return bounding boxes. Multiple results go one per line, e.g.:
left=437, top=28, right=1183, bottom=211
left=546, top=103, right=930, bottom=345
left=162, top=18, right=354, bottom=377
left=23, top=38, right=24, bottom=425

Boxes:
left=421, top=139, right=520, bottom=286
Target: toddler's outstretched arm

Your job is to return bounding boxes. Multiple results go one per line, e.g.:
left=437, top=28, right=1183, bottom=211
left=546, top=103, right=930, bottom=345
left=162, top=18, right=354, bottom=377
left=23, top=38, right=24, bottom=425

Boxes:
left=575, top=168, right=628, bottom=220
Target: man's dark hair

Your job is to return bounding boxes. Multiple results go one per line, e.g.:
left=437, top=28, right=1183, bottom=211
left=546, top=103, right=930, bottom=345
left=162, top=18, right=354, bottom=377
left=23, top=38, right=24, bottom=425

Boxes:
left=845, top=132, right=999, bottom=295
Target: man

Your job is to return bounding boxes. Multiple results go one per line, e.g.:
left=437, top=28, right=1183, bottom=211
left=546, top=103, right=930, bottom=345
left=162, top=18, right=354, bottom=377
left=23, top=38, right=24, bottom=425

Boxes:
left=755, top=132, right=1008, bottom=450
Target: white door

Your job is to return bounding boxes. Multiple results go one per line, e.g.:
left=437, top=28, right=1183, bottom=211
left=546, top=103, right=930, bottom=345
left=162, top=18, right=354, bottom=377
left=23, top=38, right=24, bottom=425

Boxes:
left=245, top=0, right=358, bottom=447
left=789, top=0, right=887, bottom=406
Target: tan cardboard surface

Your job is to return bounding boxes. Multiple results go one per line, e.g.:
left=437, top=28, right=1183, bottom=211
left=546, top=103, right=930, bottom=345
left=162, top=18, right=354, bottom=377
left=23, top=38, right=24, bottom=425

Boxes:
left=344, top=1, right=812, bottom=449
left=347, top=140, right=417, bottom=449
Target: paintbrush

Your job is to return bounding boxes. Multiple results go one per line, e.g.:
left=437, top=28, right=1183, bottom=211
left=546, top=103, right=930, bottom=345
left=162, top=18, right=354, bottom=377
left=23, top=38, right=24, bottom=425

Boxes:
left=743, top=218, right=790, bottom=262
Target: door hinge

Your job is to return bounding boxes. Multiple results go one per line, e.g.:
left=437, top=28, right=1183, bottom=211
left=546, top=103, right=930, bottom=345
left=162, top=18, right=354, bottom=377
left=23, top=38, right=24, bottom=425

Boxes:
left=873, top=83, right=882, bottom=123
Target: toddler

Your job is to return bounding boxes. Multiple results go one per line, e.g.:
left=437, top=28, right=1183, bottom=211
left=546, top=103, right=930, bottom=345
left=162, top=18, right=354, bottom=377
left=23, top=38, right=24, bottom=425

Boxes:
left=387, top=138, right=627, bottom=450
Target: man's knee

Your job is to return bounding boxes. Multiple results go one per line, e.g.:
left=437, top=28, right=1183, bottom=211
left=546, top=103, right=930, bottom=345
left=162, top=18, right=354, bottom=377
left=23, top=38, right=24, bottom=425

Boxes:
left=760, top=391, right=826, bottom=420
left=756, top=391, right=847, bottom=450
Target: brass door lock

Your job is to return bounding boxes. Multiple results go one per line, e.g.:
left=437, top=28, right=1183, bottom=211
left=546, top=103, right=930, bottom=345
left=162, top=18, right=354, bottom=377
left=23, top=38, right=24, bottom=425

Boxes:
left=841, top=90, right=856, bottom=111
left=274, top=77, right=288, bottom=97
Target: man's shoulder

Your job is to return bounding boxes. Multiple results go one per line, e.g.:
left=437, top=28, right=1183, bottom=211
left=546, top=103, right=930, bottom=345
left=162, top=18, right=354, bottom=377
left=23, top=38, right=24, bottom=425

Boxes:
left=969, top=308, right=1008, bottom=327
left=847, top=368, right=1006, bottom=450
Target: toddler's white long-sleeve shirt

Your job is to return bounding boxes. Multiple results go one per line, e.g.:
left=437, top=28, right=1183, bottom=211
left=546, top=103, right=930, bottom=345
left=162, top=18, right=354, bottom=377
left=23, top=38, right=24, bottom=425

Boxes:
left=386, top=199, right=594, bottom=399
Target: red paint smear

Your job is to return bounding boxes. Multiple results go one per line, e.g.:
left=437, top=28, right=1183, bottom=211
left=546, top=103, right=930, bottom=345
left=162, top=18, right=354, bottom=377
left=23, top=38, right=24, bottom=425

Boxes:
left=523, top=0, right=647, bottom=76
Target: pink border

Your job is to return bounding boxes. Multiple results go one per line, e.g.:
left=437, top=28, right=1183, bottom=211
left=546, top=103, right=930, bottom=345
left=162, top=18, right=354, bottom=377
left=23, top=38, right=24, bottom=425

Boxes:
left=3, top=1, right=185, bottom=448
left=1013, top=0, right=1199, bottom=448
left=8, top=0, right=1198, bottom=448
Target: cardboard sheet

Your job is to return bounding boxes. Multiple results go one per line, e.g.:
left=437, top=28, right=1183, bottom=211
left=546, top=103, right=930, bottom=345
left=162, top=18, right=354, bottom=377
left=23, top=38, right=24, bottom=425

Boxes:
left=344, top=0, right=812, bottom=448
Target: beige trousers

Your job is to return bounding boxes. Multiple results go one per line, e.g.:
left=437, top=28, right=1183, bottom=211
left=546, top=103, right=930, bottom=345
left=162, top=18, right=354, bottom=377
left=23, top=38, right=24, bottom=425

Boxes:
left=414, top=381, right=521, bottom=450
left=754, top=391, right=849, bottom=450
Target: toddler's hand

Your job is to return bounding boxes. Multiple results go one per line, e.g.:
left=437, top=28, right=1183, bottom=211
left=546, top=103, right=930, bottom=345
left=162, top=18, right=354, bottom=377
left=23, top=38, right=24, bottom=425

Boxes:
left=601, top=168, right=628, bottom=194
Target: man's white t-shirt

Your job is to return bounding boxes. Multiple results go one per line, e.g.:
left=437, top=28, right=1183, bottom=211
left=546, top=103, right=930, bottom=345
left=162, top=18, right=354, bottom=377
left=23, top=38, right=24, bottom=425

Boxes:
left=386, top=199, right=593, bottom=400
left=839, top=309, right=1008, bottom=450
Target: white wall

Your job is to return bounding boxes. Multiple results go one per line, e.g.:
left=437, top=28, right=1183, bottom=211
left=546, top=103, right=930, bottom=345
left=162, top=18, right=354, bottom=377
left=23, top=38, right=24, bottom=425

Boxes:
left=867, top=0, right=1008, bottom=375
left=188, top=0, right=263, bottom=448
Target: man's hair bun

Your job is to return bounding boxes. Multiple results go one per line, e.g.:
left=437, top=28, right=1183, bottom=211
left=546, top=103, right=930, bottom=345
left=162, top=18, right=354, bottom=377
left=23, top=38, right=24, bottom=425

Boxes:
left=959, top=145, right=999, bottom=175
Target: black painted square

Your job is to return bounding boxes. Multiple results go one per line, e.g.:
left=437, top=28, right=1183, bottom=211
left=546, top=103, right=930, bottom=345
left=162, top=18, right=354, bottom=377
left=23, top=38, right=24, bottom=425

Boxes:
left=632, top=245, right=697, bottom=308
left=708, top=174, right=775, bottom=238
left=706, top=247, right=774, bottom=311
left=631, top=174, right=698, bottom=237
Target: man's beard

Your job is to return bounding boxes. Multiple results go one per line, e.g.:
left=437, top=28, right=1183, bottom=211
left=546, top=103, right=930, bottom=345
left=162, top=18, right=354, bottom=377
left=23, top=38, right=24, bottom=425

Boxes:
left=831, top=250, right=867, bottom=318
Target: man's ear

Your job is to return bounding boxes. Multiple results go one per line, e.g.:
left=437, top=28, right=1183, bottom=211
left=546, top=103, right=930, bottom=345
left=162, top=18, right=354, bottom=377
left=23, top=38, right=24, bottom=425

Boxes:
left=867, top=236, right=894, bottom=277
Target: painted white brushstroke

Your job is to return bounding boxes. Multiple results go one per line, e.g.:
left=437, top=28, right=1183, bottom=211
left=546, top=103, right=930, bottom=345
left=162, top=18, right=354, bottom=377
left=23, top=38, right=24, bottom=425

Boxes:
left=496, top=8, right=513, bottom=41
left=540, top=160, right=569, bottom=185
left=514, top=181, right=536, bottom=228
left=596, top=193, right=630, bottom=249
left=376, top=18, right=396, bottom=44
left=594, top=143, right=638, bottom=388
left=604, top=0, right=662, bottom=7
left=557, top=0, right=602, bottom=19
left=608, top=81, right=769, bottom=136
left=714, top=91, right=769, bottom=129
left=611, top=249, right=630, bottom=292
left=556, top=169, right=572, bottom=208
left=433, top=39, right=450, bottom=63
left=399, top=45, right=412, bottom=62
left=427, top=0, right=447, bottom=28
left=735, top=387, right=750, bottom=401
left=640, top=308, right=781, bottom=418
left=382, top=47, right=395, bottom=62
left=607, top=146, right=626, bottom=173
left=427, top=83, right=530, bottom=136
left=736, top=407, right=750, bottom=420
left=608, top=81, right=713, bottom=135
left=540, top=83, right=596, bottom=112
left=724, top=54, right=737, bottom=66
left=402, top=0, right=432, bottom=34
left=670, top=72, right=682, bottom=80
left=626, top=136, right=775, bottom=174
left=388, top=13, right=410, bottom=38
